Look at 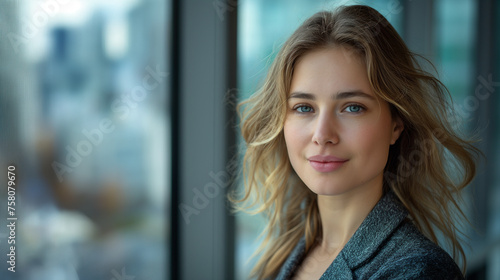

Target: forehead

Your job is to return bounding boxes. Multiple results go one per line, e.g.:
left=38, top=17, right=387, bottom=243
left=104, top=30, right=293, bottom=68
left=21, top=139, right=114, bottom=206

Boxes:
left=296, top=46, right=365, bottom=67
left=290, top=47, right=373, bottom=96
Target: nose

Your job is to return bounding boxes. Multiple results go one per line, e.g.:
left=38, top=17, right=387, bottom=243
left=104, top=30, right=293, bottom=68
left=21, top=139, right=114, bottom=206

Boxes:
left=312, top=112, right=339, bottom=145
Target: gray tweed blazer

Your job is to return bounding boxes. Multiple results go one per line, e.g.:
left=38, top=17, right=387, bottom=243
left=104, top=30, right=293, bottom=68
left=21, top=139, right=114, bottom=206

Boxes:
left=274, top=191, right=464, bottom=279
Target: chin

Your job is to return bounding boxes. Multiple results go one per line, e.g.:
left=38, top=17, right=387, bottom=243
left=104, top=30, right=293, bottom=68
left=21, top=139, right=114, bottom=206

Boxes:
left=306, top=183, right=351, bottom=196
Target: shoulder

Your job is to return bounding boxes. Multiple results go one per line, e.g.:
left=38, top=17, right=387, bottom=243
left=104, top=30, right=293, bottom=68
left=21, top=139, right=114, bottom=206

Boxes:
left=337, top=192, right=464, bottom=280
left=360, top=219, right=464, bottom=280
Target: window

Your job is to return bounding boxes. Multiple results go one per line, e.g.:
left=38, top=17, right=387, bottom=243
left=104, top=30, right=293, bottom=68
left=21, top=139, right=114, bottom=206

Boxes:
left=0, top=1, right=170, bottom=279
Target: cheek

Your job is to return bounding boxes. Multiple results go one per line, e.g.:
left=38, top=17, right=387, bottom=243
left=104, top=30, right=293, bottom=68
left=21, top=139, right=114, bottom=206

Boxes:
left=350, top=122, right=393, bottom=162
left=283, top=120, right=308, bottom=158
left=283, top=122, right=296, bottom=152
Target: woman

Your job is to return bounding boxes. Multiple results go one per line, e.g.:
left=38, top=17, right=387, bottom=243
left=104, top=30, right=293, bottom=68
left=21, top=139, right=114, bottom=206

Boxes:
left=233, top=5, right=478, bottom=279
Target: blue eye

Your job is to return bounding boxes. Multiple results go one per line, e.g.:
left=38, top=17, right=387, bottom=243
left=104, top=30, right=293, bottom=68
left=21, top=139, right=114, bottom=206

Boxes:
left=296, top=105, right=313, bottom=113
left=345, top=105, right=363, bottom=113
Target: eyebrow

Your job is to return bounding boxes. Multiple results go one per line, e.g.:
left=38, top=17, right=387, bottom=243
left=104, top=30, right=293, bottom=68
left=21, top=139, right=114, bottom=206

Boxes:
left=288, top=90, right=376, bottom=100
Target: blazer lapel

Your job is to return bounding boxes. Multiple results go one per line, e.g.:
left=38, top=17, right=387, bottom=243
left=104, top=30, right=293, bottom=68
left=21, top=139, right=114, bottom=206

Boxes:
left=274, top=191, right=407, bottom=279
left=321, top=191, right=408, bottom=277
left=275, top=237, right=306, bottom=280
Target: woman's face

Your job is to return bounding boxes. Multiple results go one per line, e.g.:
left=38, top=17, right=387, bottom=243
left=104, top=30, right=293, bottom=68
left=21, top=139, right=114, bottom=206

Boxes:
left=283, top=47, right=403, bottom=196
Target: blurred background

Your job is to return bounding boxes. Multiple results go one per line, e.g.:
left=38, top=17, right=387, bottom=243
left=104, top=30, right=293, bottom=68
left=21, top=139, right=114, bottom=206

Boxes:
left=0, top=0, right=169, bottom=279
left=0, top=0, right=498, bottom=280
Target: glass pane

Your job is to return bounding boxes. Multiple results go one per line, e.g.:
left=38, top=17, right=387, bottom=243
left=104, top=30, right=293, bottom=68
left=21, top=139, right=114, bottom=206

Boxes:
left=434, top=0, right=477, bottom=270
left=492, top=5, right=500, bottom=280
left=0, top=1, right=170, bottom=279
left=435, top=0, right=476, bottom=107
left=435, top=1, right=500, bottom=279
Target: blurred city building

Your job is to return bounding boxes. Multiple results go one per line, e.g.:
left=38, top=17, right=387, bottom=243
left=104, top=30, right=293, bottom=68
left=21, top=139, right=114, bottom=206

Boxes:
left=0, top=0, right=169, bottom=279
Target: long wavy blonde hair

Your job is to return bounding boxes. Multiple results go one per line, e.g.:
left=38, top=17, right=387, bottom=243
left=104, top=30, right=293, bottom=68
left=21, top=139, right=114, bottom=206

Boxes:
left=232, top=5, right=478, bottom=279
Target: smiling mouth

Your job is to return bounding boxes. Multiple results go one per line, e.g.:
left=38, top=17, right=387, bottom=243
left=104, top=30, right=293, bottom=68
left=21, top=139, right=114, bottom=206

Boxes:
left=308, top=160, right=347, bottom=172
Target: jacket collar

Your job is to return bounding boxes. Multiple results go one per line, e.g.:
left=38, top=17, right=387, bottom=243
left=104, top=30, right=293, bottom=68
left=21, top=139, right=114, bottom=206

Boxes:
left=275, top=191, right=408, bottom=279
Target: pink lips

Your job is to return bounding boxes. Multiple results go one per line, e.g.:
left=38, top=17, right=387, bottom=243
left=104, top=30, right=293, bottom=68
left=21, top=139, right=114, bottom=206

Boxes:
left=308, top=155, right=348, bottom=173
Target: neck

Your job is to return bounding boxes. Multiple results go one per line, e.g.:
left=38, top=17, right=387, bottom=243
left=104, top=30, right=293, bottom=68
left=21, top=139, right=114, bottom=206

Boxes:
left=316, top=181, right=383, bottom=250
